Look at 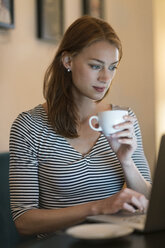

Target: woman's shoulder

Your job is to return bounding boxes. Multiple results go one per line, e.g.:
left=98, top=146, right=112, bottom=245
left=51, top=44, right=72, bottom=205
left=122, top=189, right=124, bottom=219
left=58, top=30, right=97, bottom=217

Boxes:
left=11, top=104, right=48, bottom=131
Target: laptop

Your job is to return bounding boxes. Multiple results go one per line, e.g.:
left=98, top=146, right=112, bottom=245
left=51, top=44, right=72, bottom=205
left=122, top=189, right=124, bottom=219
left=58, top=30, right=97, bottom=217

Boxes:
left=87, top=135, right=165, bottom=233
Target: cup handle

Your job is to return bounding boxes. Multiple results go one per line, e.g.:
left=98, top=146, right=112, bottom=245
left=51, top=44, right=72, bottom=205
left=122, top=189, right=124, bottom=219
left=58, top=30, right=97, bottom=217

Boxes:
left=89, top=116, right=102, bottom=132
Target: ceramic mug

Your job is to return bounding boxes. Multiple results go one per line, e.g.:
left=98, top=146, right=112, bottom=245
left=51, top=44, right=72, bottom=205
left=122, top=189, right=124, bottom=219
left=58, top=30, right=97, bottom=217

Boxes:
left=89, top=110, right=128, bottom=136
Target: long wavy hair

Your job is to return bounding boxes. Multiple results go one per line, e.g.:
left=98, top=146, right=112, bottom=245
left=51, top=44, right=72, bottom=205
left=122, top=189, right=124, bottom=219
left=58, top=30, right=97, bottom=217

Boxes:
left=43, top=16, right=122, bottom=138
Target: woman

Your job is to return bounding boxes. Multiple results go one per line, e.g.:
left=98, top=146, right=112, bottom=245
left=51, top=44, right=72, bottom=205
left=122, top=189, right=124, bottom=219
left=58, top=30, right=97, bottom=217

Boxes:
left=9, top=16, right=151, bottom=236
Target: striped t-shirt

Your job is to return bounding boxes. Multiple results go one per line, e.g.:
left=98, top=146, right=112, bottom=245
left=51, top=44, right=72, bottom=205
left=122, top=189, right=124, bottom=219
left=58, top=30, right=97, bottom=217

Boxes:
left=9, top=104, right=151, bottom=221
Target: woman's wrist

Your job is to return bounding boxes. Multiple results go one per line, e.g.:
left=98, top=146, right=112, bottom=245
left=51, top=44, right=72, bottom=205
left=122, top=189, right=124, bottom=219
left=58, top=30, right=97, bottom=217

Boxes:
left=88, top=199, right=104, bottom=216
left=120, top=158, right=134, bottom=168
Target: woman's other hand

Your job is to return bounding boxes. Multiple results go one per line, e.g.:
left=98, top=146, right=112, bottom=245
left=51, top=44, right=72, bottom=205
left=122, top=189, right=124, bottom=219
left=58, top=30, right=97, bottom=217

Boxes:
left=93, top=188, right=148, bottom=215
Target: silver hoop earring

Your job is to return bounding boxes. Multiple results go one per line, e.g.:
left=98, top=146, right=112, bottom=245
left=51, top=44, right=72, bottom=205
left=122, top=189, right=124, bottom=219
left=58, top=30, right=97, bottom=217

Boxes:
left=67, top=68, right=71, bottom=72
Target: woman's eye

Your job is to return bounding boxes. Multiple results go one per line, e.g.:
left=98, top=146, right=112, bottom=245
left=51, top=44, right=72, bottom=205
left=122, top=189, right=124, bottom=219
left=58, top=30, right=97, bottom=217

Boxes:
left=89, top=64, right=101, bottom=70
left=109, top=65, right=117, bottom=71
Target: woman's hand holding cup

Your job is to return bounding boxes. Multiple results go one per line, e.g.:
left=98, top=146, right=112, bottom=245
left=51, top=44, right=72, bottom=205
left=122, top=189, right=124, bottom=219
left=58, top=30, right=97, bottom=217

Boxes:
left=89, top=110, right=137, bottom=165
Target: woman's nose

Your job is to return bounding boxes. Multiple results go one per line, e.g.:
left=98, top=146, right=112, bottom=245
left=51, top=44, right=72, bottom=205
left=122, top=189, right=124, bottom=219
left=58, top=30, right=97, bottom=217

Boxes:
left=98, top=69, right=111, bottom=83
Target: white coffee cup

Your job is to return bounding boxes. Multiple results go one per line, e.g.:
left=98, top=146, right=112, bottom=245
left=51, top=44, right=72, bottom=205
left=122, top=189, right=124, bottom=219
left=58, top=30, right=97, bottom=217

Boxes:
left=89, top=110, right=128, bottom=136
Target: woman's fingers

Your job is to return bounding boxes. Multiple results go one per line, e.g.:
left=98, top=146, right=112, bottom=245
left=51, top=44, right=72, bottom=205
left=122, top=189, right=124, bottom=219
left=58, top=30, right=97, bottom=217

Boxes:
left=112, top=130, right=135, bottom=140
left=138, top=195, right=149, bottom=213
left=123, top=202, right=137, bottom=213
left=124, top=115, right=136, bottom=123
left=115, top=116, right=136, bottom=128
left=103, top=188, right=149, bottom=214
left=118, top=137, right=136, bottom=146
left=112, top=117, right=135, bottom=138
left=124, top=189, right=148, bottom=212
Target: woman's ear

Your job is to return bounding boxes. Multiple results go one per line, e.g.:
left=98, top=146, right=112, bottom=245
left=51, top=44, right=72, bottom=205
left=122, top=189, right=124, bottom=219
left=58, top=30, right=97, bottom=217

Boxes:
left=61, top=52, right=72, bottom=70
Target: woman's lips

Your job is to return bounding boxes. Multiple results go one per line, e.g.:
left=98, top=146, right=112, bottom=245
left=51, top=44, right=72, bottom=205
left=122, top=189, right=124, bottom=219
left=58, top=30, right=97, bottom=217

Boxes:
left=93, top=86, right=105, bottom=92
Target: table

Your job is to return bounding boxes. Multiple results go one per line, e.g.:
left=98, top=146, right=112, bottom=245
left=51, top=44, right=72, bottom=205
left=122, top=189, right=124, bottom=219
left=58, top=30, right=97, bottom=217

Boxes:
left=16, top=230, right=165, bottom=248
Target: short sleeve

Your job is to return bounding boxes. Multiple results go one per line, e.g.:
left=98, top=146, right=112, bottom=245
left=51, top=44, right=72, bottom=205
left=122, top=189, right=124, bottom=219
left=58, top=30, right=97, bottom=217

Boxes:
left=9, top=112, right=39, bottom=221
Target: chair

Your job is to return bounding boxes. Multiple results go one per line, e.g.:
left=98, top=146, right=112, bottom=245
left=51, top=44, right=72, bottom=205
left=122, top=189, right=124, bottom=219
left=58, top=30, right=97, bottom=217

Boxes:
left=0, top=152, right=34, bottom=247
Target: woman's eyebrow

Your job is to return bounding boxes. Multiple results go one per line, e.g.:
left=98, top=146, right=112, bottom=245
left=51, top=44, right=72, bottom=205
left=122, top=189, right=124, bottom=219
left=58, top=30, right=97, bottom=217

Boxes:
left=111, top=61, right=119, bottom=65
left=89, top=58, right=119, bottom=65
left=88, top=58, right=104, bottom=64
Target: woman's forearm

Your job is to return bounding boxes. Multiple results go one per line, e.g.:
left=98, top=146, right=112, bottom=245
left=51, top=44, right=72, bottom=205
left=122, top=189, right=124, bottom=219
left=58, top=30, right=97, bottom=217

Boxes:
left=121, top=159, right=151, bottom=198
left=15, top=201, right=98, bottom=236
left=15, top=185, right=149, bottom=236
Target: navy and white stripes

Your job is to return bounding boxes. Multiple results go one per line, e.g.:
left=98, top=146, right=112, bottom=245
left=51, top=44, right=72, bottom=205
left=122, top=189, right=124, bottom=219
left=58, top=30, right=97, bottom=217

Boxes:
left=9, top=104, right=151, bottom=221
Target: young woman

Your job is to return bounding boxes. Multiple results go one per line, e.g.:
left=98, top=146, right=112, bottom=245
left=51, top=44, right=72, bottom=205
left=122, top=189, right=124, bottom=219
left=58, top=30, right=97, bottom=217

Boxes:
left=9, top=16, right=151, bottom=236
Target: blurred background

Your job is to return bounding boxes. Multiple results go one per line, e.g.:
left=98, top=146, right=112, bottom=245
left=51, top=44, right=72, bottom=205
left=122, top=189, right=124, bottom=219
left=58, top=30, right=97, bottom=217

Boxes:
left=0, top=0, right=165, bottom=175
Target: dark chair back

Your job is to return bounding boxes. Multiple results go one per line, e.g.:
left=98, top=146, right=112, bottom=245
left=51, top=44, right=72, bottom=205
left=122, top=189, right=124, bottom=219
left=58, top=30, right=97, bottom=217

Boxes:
left=0, top=153, right=27, bottom=247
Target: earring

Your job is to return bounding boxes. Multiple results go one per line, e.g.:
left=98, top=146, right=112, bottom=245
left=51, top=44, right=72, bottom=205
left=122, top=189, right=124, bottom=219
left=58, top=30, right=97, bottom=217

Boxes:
left=67, top=68, right=71, bottom=72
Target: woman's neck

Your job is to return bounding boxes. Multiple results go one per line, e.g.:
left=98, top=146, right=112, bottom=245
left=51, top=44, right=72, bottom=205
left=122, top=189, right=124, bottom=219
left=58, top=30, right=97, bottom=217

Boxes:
left=77, top=99, right=98, bottom=123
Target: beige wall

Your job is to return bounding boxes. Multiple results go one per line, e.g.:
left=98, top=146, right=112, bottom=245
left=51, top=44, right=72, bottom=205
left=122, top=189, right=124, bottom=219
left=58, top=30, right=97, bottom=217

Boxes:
left=104, top=0, right=155, bottom=171
left=0, top=0, right=81, bottom=152
left=153, top=0, right=165, bottom=154
left=1, top=0, right=164, bottom=173
left=0, top=0, right=54, bottom=151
